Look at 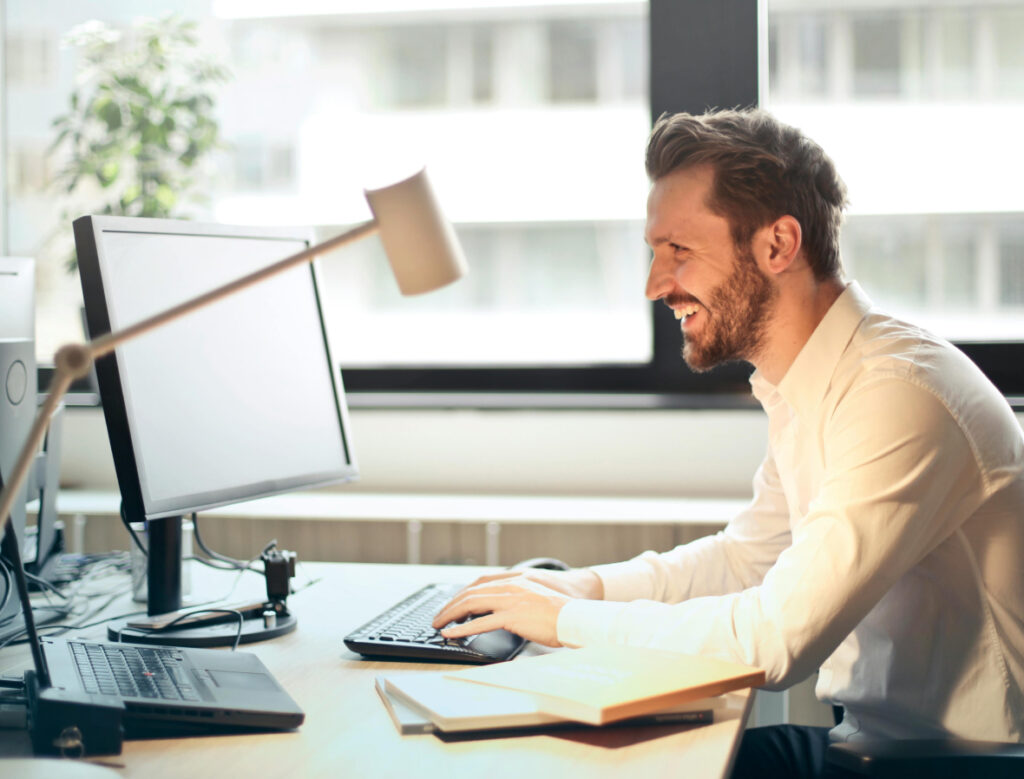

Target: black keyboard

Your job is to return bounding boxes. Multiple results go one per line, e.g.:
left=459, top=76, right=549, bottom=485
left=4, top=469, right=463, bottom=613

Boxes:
left=343, top=583, right=526, bottom=664
left=70, top=641, right=201, bottom=701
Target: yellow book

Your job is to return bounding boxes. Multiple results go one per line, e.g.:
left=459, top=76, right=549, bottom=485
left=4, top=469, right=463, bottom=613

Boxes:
left=445, top=646, right=765, bottom=726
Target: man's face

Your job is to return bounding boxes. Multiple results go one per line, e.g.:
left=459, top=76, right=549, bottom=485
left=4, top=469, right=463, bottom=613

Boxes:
left=644, top=165, right=777, bottom=372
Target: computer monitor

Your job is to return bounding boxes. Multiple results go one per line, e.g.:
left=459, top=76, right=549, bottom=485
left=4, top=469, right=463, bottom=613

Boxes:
left=74, top=216, right=359, bottom=632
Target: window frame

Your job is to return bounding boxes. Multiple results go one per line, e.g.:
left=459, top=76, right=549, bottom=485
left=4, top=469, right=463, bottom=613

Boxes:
left=341, top=0, right=1024, bottom=409
left=14, top=1, right=1024, bottom=409
left=340, top=0, right=762, bottom=408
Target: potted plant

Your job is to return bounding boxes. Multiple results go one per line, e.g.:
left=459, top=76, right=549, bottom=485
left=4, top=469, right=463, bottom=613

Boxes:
left=50, top=14, right=230, bottom=271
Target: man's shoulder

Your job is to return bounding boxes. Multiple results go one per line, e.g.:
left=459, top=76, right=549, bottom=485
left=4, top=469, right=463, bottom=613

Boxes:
left=843, top=309, right=982, bottom=394
left=831, top=309, right=1022, bottom=474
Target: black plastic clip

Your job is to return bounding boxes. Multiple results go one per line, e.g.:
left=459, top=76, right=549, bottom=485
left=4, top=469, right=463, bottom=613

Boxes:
left=25, top=670, right=124, bottom=756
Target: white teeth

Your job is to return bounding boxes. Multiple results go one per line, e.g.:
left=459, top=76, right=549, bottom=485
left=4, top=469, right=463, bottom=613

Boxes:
left=674, top=304, right=700, bottom=320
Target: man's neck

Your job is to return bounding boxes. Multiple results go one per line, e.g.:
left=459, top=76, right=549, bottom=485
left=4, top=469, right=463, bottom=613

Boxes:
left=754, top=277, right=847, bottom=385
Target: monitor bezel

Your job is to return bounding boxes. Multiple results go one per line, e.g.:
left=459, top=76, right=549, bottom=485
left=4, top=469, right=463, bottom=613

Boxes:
left=74, top=215, right=359, bottom=523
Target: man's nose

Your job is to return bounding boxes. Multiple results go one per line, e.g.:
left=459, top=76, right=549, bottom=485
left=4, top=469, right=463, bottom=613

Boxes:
left=645, top=253, right=675, bottom=301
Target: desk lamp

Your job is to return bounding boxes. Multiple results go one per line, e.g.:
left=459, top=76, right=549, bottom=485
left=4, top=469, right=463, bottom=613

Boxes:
left=0, top=168, right=467, bottom=619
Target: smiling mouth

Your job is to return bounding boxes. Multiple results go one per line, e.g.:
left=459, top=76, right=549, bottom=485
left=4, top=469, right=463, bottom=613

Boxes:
left=673, top=303, right=702, bottom=321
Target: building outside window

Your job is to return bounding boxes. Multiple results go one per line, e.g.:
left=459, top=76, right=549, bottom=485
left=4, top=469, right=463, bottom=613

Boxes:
left=2, top=1, right=1023, bottom=398
left=3, top=0, right=652, bottom=372
left=768, top=0, right=1024, bottom=345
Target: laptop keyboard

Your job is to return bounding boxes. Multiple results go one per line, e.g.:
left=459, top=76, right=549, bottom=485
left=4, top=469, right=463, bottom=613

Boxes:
left=344, top=583, right=526, bottom=663
left=70, top=641, right=202, bottom=701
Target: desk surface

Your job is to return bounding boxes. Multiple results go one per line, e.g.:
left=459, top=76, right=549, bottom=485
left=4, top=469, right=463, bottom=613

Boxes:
left=0, top=562, right=753, bottom=778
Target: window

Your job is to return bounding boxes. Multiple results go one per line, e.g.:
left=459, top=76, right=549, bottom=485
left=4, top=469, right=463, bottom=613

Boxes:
left=1000, top=221, right=1024, bottom=308
left=231, top=139, right=296, bottom=192
left=469, top=25, right=495, bottom=104
left=5, top=33, right=54, bottom=87
left=3, top=1, right=654, bottom=387
left=548, top=20, right=600, bottom=103
left=385, top=25, right=449, bottom=108
left=3, top=1, right=1022, bottom=403
left=768, top=1, right=1024, bottom=363
left=851, top=14, right=902, bottom=97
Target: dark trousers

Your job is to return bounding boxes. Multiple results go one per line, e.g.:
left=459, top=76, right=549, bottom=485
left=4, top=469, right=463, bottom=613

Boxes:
left=731, top=725, right=837, bottom=778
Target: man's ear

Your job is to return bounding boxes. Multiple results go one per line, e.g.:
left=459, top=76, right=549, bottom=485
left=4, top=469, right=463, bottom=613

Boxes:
left=762, top=215, right=802, bottom=275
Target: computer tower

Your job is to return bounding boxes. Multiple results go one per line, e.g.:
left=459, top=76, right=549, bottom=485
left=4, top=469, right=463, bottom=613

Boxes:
left=1, top=257, right=37, bottom=628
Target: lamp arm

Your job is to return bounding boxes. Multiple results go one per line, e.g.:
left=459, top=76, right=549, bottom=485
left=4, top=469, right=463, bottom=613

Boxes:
left=0, top=368, right=74, bottom=537
left=89, top=218, right=380, bottom=360
left=1, top=218, right=379, bottom=535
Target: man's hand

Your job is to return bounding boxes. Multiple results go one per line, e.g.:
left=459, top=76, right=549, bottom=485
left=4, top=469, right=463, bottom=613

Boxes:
left=430, top=568, right=603, bottom=647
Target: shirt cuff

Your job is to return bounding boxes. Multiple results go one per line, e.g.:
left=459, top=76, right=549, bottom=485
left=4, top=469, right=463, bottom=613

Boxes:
left=590, top=554, right=659, bottom=602
left=556, top=598, right=627, bottom=648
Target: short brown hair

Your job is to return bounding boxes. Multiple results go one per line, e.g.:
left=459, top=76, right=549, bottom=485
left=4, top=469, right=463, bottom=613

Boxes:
left=645, top=109, right=848, bottom=281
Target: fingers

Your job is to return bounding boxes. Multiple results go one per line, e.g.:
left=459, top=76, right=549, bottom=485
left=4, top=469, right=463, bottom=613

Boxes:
left=430, top=573, right=529, bottom=628
left=466, top=571, right=523, bottom=586
left=430, top=580, right=568, bottom=647
left=438, top=612, right=504, bottom=639
left=431, top=587, right=505, bottom=629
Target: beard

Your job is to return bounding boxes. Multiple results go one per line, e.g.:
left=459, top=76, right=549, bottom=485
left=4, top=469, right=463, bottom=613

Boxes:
left=682, top=245, right=778, bottom=373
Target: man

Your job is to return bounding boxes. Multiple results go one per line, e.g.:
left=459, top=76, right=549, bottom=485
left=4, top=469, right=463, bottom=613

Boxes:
left=433, top=109, right=1024, bottom=776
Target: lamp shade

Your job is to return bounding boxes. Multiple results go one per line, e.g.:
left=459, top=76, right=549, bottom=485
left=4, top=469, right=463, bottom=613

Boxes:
left=364, top=168, right=468, bottom=296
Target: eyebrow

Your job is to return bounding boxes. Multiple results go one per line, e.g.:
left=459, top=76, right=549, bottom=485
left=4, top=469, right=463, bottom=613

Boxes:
left=645, top=234, right=678, bottom=249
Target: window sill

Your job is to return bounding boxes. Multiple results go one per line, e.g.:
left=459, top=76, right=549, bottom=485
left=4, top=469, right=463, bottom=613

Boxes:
left=346, top=392, right=762, bottom=410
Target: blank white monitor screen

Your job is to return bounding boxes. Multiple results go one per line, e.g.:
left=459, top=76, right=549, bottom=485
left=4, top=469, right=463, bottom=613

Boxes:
left=86, top=220, right=357, bottom=519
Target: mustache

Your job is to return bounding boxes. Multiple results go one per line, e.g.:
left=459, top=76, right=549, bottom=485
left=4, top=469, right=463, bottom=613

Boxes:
left=664, top=293, right=703, bottom=309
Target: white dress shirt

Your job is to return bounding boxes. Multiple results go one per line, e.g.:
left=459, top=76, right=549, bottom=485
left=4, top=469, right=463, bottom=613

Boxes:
left=558, top=282, right=1024, bottom=742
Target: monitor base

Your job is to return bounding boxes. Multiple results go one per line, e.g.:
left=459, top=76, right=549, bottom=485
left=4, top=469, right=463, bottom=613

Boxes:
left=106, top=612, right=296, bottom=648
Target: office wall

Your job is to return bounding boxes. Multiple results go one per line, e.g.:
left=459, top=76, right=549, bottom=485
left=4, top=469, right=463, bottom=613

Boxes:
left=55, top=406, right=1024, bottom=498
left=58, top=406, right=771, bottom=498
left=58, top=403, right=1024, bottom=501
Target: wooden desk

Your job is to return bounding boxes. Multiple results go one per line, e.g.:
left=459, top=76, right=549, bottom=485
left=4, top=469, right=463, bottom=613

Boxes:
left=0, top=562, right=753, bottom=778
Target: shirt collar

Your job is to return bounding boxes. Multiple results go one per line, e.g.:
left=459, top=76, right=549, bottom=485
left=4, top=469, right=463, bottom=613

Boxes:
left=750, top=282, right=873, bottom=415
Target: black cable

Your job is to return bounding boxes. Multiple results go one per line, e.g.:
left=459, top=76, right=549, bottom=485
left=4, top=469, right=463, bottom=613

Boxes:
left=52, top=606, right=148, bottom=635
left=0, top=599, right=151, bottom=652
left=18, top=567, right=70, bottom=600
left=0, top=557, right=68, bottom=628
left=0, top=549, right=134, bottom=636
left=120, top=502, right=148, bottom=557
left=0, top=628, right=28, bottom=652
left=191, top=513, right=261, bottom=572
left=0, top=602, right=75, bottom=652
left=43, top=591, right=130, bottom=637
left=118, top=608, right=245, bottom=651
left=0, top=558, right=12, bottom=618
left=123, top=504, right=262, bottom=576
left=184, top=554, right=240, bottom=571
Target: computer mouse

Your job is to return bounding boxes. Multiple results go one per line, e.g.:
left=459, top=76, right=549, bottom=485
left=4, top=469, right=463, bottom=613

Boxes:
left=510, top=556, right=571, bottom=571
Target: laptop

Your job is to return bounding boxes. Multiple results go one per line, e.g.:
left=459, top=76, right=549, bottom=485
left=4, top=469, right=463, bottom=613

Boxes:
left=1, top=521, right=304, bottom=756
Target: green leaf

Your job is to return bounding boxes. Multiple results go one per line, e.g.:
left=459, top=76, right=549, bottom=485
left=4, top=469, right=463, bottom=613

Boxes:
left=97, top=161, right=120, bottom=187
left=93, top=96, right=122, bottom=130
left=154, top=184, right=177, bottom=210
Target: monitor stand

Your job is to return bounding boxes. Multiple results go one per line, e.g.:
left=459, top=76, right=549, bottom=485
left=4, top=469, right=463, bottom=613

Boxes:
left=106, top=516, right=297, bottom=647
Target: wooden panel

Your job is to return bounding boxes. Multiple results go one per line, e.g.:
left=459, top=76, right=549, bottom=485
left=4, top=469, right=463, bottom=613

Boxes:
left=76, top=514, right=722, bottom=569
